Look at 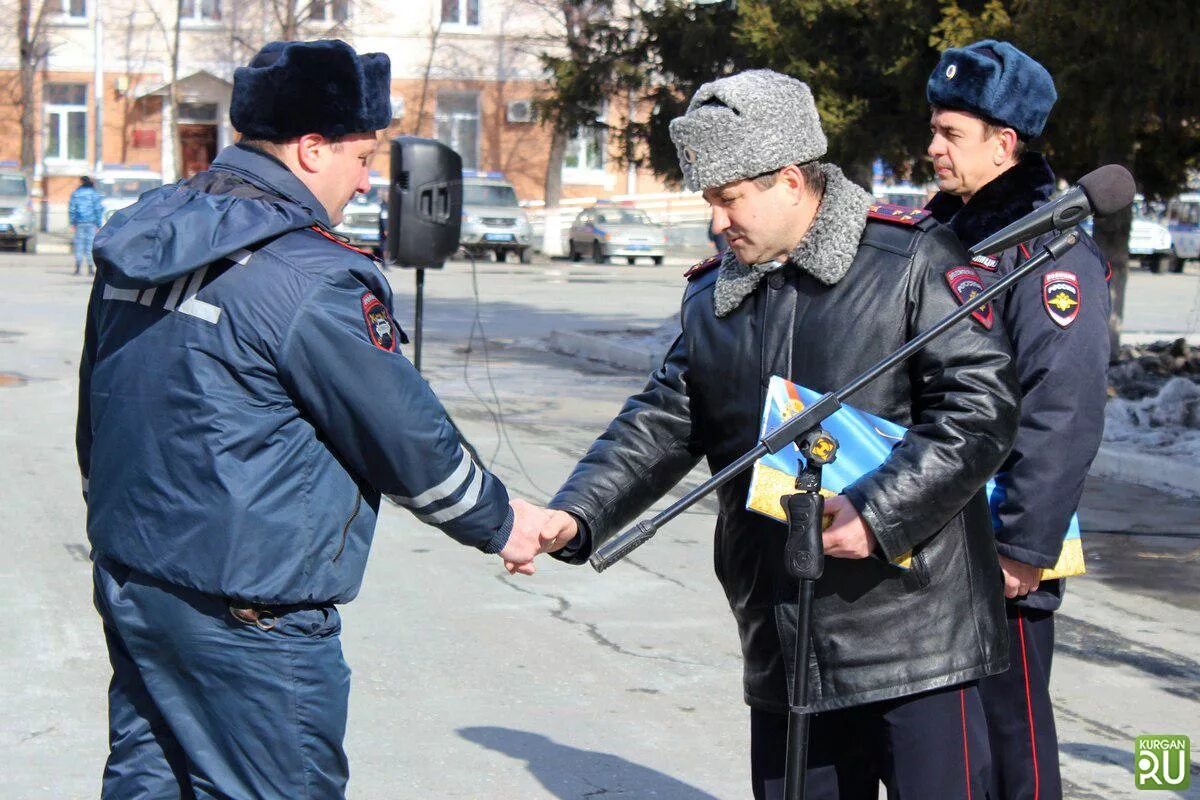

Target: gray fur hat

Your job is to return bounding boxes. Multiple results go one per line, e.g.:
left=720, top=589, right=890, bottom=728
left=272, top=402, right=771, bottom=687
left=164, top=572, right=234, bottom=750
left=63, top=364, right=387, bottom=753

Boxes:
left=669, top=69, right=827, bottom=192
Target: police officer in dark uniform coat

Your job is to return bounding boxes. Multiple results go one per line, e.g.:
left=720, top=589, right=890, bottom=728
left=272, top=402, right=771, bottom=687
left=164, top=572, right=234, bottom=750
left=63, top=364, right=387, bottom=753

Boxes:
left=76, top=40, right=551, bottom=799
left=536, top=70, right=1021, bottom=799
left=925, top=40, right=1112, bottom=800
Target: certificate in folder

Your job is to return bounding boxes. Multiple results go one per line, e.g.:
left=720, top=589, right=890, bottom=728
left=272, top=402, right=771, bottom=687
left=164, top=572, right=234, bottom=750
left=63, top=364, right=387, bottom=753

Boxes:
left=745, top=376, right=1084, bottom=580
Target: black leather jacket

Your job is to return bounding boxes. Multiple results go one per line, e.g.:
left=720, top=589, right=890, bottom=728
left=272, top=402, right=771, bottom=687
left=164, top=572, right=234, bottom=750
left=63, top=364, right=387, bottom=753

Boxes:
left=552, top=212, right=1020, bottom=713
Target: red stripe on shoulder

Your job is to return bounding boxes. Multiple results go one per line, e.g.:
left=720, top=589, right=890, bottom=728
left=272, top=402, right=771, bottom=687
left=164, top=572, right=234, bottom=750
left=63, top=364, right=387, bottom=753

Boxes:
left=310, top=225, right=378, bottom=259
left=866, top=203, right=931, bottom=226
left=685, top=253, right=722, bottom=281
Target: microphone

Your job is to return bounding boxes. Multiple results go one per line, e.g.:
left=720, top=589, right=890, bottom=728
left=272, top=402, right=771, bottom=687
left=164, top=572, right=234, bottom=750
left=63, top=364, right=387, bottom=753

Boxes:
left=969, top=164, right=1136, bottom=257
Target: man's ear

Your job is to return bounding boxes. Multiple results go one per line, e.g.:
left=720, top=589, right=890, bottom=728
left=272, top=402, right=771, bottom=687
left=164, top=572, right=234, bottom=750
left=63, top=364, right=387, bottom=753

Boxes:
left=778, top=164, right=806, bottom=202
left=995, top=128, right=1020, bottom=165
left=295, top=133, right=329, bottom=174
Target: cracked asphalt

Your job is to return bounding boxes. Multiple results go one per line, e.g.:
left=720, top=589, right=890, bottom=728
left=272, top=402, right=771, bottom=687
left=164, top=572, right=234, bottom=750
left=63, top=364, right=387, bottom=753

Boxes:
left=1, top=254, right=1197, bottom=798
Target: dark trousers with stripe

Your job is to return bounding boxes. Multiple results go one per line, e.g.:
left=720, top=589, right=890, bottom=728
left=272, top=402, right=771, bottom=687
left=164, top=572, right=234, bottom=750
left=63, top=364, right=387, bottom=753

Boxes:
left=978, top=605, right=1062, bottom=800
left=750, top=682, right=991, bottom=800
left=93, top=555, right=351, bottom=800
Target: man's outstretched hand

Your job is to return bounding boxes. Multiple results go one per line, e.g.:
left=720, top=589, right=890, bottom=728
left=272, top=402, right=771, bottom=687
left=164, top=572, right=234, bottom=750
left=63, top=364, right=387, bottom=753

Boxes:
left=500, top=505, right=580, bottom=575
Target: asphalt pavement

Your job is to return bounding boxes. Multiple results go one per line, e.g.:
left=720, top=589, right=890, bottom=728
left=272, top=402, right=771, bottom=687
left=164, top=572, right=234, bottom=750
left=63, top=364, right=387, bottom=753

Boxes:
left=0, top=251, right=1197, bottom=799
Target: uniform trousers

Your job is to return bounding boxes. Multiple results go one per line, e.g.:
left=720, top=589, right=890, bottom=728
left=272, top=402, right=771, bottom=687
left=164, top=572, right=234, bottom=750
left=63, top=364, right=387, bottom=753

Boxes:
left=977, top=605, right=1061, bottom=800
left=751, top=682, right=991, bottom=800
left=92, top=554, right=350, bottom=800
left=73, top=223, right=98, bottom=273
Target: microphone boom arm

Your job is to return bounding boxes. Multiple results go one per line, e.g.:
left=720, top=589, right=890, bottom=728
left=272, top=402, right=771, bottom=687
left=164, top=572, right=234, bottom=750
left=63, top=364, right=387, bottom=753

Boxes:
left=590, top=227, right=1082, bottom=573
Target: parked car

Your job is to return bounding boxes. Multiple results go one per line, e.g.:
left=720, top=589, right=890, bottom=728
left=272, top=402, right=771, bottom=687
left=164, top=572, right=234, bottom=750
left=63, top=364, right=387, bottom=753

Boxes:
left=1165, top=193, right=1200, bottom=272
left=334, top=174, right=387, bottom=255
left=1128, top=215, right=1176, bottom=273
left=97, top=166, right=163, bottom=223
left=459, top=172, right=533, bottom=263
left=871, top=182, right=931, bottom=208
left=1083, top=209, right=1178, bottom=274
left=0, top=167, right=36, bottom=252
left=568, top=205, right=667, bottom=265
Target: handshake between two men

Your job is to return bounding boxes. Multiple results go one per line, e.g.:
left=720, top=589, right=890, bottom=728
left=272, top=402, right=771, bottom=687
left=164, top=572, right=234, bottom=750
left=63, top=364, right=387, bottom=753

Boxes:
left=495, top=494, right=884, bottom=576
left=497, top=499, right=581, bottom=575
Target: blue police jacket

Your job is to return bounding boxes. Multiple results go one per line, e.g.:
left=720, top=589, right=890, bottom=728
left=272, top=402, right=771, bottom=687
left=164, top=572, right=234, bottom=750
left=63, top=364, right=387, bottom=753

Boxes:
left=929, top=153, right=1111, bottom=611
left=69, top=185, right=105, bottom=226
left=76, top=144, right=514, bottom=605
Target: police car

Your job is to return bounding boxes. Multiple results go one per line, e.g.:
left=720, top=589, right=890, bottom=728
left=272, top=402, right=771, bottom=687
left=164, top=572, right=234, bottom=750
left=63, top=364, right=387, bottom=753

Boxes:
left=1082, top=198, right=1181, bottom=275
left=1165, top=193, right=1200, bottom=273
left=97, top=165, right=163, bottom=224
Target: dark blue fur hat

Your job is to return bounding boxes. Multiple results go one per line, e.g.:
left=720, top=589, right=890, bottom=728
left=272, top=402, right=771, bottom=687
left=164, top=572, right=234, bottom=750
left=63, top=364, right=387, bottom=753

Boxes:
left=231, top=39, right=391, bottom=140
left=926, top=40, right=1057, bottom=139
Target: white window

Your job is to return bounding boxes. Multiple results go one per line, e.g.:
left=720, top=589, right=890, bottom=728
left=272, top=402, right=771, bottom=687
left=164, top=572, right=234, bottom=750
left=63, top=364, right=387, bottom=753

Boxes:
left=49, top=0, right=86, bottom=18
left=309, top=0, right=350, bottom=23
left=441, top=0, right=480, bottom=27
left=180, top=0, right=221, bottom=22
left=44, top=83, right=88, bottom=163
left=563, top=105, right=607, bottom=183
left=435, top=92, right=480, bottom=171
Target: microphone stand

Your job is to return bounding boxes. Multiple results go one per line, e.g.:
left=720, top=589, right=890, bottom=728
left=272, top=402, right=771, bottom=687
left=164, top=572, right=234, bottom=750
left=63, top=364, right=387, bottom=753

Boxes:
left=589, top=226, right=1082, bottom=800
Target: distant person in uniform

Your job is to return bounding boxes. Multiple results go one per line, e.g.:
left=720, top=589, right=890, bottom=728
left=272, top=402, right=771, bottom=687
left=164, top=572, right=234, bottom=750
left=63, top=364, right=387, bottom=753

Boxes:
left=68, top=175, right=104, bottom=275
left=925, top=39, right=1112, bottom=800
left=77, top=39, right=554, bottom=799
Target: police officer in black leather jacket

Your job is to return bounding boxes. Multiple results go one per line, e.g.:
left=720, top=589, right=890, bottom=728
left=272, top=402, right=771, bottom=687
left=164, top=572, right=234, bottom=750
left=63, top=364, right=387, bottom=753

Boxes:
left=537, top=69, right=1021, bottom=800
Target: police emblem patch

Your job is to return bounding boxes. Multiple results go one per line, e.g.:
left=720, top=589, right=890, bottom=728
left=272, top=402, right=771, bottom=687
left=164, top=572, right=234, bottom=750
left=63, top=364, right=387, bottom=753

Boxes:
left=361, top=292, right=397, bottom=352
left=1043, top=270, right=1080, bottom=327
left=945, top=266, right=994, bottom=329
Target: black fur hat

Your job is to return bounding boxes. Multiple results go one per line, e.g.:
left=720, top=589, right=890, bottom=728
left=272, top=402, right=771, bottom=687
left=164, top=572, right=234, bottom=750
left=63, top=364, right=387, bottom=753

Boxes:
left=231, top=39, right=391, bottom=140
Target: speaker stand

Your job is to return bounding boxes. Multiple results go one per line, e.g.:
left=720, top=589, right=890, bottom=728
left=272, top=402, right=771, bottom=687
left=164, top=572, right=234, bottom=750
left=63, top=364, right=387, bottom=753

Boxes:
left=413, top=267, right=425, bottom=373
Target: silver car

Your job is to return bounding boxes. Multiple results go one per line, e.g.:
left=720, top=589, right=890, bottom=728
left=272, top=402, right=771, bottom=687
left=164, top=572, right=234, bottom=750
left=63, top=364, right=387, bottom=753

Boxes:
left=0, top=169, right=36, bottom=252
left=459, top=174, right=534, bottom=263
left=334, top=176, right=387, bottom=255
left=568, top=206, right=667, bottom=265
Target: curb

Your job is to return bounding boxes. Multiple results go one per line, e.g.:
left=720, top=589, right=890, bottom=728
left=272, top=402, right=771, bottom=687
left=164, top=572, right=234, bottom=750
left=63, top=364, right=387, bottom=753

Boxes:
left=546, top=329, right=663, bottom=374
left=1088, top=445, right=1200, bottom=497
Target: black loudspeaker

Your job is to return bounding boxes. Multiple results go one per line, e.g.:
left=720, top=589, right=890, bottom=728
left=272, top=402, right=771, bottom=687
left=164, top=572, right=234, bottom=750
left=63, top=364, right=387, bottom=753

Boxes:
left=386, top=136, right=462, bottom=268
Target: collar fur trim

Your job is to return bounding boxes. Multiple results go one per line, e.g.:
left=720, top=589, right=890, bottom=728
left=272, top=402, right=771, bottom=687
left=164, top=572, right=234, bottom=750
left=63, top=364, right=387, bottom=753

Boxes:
left=714, top=164, right=872, bottom=317
left=926, top=153, right=1056, bottom=250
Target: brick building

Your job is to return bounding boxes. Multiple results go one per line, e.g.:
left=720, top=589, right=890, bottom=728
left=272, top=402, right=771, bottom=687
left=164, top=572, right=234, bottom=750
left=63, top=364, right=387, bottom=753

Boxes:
left=0, top=0, right=677, bottom=233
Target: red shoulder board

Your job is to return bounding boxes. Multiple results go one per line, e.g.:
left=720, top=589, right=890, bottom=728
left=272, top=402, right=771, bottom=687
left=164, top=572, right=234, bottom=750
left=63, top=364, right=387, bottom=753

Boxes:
left=684, top=253, right=722, bottom=281
left=311, top=225, right=378, bottom=259
left=866, top=203, right=932, bottom=226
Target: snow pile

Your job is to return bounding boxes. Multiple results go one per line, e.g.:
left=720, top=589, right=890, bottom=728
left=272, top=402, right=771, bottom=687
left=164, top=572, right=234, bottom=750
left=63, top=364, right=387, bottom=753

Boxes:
left=1108, top=338, right=1200, bottom=400
left=1104, top=376, right=1200, bottom=460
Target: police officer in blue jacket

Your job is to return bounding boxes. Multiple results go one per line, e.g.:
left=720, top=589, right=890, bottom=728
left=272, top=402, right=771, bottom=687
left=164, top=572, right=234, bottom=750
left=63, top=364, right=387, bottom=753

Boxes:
left=925, top=40, right=1111, bottom=800
left=76, top=39, right=551, bottom=799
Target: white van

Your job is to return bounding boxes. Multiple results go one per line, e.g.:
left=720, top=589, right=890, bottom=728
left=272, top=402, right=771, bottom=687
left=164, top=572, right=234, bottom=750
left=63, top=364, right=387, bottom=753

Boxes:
left=1165, top=193, right=1200, bottom=271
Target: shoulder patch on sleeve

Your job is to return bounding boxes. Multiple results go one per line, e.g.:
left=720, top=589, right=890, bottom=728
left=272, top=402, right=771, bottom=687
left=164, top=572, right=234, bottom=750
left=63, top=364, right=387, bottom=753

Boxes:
left=1043, top=270, right=1081, bottom=327
left=866, top=203, right=932, bottom=227
left=685, top=253, right=722, bottom=281
left=361, top=292, right=398, bottom=351
left=944, top=266, right=995, bottom=330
